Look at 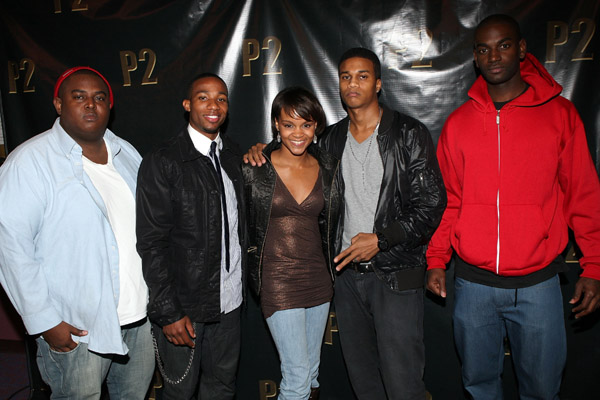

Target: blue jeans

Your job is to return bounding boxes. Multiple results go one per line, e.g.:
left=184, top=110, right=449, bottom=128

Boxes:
left=334, top=270, right=426, bottom=400
left=36, top=318, right=155, bottom=399
left=153, top=307, right=241, bottom=400
left=454, top=275, right=566, bottom=400
left=266, top=302, right=330, bottom=400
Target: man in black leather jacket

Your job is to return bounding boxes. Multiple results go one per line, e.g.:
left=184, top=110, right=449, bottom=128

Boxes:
left=136, top=73, right=246, bottom=400
left=329, top=48, right=445, bottom=400
left=246, top=48, right=446, bottom=399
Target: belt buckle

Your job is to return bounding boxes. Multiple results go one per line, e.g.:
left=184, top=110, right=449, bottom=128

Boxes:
left=353, top=261, right=372, bottom=273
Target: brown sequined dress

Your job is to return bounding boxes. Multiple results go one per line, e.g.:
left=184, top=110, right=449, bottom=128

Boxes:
left=261, top=172, right=333, bottom=318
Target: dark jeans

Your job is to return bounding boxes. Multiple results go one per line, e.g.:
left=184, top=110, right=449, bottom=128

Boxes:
left=334, top=269, right=426, bottom=400
left=153, top=307, right=241, bottom=400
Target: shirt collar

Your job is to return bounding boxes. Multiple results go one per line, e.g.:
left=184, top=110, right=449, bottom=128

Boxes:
left=53, top=117, right=120, bottom=159
left=187, top=124, right=221, bottom=156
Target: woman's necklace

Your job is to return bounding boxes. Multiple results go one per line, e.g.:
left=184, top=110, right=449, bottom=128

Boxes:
left=346, top=108, right=382, bottom=188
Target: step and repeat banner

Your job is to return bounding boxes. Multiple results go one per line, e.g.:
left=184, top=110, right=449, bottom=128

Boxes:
left=1, top=1, right=599, bottom=399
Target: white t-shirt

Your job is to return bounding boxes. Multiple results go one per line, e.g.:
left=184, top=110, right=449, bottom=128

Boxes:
left=83, top=143, right=148, bottom=325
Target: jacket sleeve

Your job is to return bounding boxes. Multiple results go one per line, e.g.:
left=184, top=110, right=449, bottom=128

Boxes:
left=558, top=102, right=600, bottom=280
left=136, top=153, right=185, bottom=326
left=426, top=118, right=461, bottom=270
left=381, top=121, right=447, bottom=250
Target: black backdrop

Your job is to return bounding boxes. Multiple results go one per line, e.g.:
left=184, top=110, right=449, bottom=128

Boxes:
left=1, top=1, right=599, bottom=399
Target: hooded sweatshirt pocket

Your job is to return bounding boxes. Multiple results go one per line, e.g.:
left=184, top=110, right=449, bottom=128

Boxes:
left=453, top=204, right=497, bottom=268
left=499, top=204, right=548, bottom=272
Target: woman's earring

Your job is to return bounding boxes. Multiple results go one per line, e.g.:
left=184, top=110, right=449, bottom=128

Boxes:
left=277, top=132, right=281, bottom=143
left=313, top=136, right=317, bottom=144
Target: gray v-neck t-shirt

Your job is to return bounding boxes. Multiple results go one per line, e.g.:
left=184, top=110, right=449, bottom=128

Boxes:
left=341, top=128, right=384, bottom=250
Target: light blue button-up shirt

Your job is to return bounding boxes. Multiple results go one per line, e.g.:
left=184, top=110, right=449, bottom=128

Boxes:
left=0, top=119, right=142, bottom=355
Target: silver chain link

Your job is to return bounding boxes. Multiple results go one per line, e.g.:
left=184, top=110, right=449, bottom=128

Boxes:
left=151, top=323, right=196, bottom=385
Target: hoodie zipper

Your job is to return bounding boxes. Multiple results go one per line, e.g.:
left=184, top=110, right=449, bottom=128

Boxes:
left=496, top=110, right=501, bottom=274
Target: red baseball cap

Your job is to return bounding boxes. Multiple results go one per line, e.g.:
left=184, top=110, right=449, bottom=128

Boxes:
left=53, top=66, right=114, bottom=109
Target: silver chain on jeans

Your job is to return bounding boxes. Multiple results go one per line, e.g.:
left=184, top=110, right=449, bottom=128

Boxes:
left=151, top=323, right=196, bottom=385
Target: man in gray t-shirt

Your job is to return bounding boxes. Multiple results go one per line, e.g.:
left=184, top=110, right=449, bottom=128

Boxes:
left=326, top=48, right=445, bottom=400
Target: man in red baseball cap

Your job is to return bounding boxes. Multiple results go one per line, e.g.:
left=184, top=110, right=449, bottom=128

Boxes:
left=0, top=67, right=154, bottom=399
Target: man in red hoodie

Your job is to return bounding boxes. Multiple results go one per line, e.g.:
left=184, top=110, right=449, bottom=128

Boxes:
left=426, top=14, right=600, bottom=399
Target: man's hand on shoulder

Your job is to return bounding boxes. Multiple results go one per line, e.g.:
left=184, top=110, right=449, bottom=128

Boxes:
left=242, top=143, right=267, bottom=166
left=42, top=321, right=88, bottom=352
left=570, top=277, right=600, bottom=319
left=426, top=268, right=447, bottom=298
left=163, top=315, right=196, bottom=348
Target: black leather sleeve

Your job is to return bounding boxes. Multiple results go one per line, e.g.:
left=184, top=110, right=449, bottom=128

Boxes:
left=136, top=152, right=185, bottom=327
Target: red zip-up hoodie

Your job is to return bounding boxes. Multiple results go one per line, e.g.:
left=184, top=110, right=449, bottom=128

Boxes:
left=427, top=53, right=600, bottom=280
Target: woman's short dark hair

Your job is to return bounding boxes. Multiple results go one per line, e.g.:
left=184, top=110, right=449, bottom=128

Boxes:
left=271, top=87, right=326, bottom=138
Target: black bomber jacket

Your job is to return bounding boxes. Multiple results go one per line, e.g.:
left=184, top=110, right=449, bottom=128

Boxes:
left=136, top=129, right=247, bottom=326
left=242, top=141, right=344, bottom=296
left=321, top=105, right=446, bottom=290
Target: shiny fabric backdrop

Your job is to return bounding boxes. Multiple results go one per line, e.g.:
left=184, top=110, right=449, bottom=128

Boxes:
left=1, top=1, right=599, bottom=399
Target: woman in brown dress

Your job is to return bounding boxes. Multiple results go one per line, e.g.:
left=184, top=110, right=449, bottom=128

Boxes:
left=243, top=87, right=343, bottom=400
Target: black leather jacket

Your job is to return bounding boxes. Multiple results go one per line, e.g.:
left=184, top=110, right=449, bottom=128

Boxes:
left=321, top=105, right=446, bottom=290
left=136, top=130, right=247, bottom=326
left=242, top=141, right=344, bottom=296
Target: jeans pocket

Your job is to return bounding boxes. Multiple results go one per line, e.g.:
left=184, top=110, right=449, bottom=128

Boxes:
left=384, top=286, right=419, bottom=296
left=36, top=337, right=82, bottom=392
left=48, top=340, right=81, bottom=355
left=454, top=276, right=470, bottom=290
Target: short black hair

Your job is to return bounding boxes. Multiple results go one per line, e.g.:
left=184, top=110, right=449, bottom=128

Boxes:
left=338, top=48, right=381, bottom=80
left=271, top=87, right=326, bottom=138
left=186, top=73, right=228, bottom=99
left=475, top=14, right=522, bottom=46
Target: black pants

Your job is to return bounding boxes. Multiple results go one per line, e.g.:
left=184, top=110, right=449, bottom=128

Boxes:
left=153, top=307, right=241, bottom=400
left=334, top=270, right=426, bottom=400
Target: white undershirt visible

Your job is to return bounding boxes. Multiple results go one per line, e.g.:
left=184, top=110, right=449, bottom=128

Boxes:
left=82, top=142, right=148, bottom=325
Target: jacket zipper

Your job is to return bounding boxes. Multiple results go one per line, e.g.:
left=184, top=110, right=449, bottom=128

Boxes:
left=496, top=110, right=501, bottom=274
